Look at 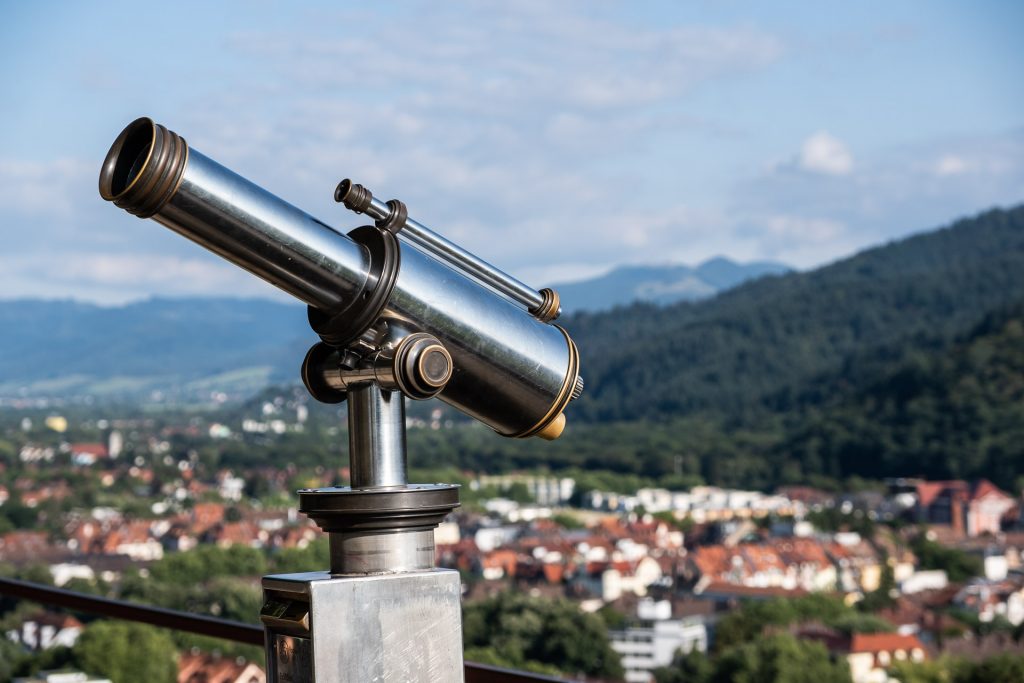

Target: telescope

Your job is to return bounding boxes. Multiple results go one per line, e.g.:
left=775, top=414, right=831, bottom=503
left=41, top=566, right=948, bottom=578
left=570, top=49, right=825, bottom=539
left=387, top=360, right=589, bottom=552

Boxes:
left=99, top=117, right=583, bottom=682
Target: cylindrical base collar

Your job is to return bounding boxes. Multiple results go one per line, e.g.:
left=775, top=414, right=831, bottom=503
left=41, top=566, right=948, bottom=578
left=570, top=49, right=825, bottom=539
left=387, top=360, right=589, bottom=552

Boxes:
left=329, top=528, right=436, bottom=574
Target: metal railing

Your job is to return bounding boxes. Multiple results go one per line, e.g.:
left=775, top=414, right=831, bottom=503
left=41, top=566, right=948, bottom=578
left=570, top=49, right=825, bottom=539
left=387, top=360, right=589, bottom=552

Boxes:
left=0, top=577, right=566, bottom=683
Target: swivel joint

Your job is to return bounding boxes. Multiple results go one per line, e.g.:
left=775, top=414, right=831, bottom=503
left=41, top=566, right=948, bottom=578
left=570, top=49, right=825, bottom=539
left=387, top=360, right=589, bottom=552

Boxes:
left=302, top=333, right=453, bottom=403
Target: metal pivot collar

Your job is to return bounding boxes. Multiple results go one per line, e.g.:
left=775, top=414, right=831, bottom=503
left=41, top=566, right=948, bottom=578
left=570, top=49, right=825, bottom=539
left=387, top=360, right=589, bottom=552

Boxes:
left=307, top=225, right=401, bottom=348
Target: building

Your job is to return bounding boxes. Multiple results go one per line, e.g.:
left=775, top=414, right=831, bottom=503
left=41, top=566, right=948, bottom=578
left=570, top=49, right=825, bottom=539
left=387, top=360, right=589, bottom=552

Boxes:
left=953, top=580, right=1024, bottom=625
left=914, top=480, right=1014, bottom=537
left=845, top=633, right=927, bottom=683
left=578, top=557, right=663, bottom=602
left=178, top=651, right=265, bottom=683
left=609, top=600, right=709, bottom=683
left=15, top=672, right=111, bottom=683
left=69, top=443, right=108, bottom=466
left=473, top=475, right=576, bottom=506
left=7, top=613, right=84, bottom=651
left=686, top=540, right=835, bottom=593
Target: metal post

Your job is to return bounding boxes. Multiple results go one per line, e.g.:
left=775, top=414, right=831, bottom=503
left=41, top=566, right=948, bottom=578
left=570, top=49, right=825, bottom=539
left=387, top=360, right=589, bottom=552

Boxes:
left=262, top=380, right=463, bottom=682
left=348, top=383, right=407, bottom=488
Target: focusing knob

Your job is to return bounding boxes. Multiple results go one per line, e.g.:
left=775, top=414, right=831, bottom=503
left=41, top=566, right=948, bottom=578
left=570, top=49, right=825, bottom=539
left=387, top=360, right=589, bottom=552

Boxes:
left=394, top=333, right=453, bottom=399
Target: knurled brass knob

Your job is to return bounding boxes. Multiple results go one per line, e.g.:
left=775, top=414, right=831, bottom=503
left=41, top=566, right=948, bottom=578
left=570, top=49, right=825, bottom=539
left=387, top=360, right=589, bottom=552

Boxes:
left=394, top=333, right=453, bottom=399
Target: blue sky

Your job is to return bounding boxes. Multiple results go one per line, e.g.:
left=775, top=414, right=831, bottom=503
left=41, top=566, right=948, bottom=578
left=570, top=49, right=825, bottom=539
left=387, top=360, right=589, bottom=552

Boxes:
left=1, top=1, right=1021, bottom=303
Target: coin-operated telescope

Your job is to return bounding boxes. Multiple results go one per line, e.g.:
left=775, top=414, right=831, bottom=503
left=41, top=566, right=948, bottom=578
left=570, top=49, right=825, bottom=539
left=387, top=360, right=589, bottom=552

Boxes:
left=99, top=118, right=582, bottom=683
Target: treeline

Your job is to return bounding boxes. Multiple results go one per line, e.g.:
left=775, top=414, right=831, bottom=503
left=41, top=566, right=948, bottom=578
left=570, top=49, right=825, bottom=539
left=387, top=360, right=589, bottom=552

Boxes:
left=197, top=298, right=1024, bottom=491
left=569, top=205, right=1024, bottom=423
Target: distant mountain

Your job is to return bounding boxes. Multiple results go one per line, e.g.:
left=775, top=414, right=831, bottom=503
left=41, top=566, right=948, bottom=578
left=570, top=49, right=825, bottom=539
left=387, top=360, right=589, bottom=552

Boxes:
left=2, top=205, right=1021, bottom=418
left=553, top=257, right=790, bottom=313
left=570, top=205, right=1024, bottom=423
left=0, top=297, right=312, bottom=400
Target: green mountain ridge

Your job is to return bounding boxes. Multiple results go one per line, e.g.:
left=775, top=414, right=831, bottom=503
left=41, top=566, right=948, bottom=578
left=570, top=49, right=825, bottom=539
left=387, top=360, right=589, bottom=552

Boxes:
left=779, top=303, right=1024, bottom=484
left=571, top=205, right=1024, bottom=422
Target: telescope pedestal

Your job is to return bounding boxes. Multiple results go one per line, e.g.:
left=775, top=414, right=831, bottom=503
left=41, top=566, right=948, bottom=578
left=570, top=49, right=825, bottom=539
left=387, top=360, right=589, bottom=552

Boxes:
left=261, top=385, right=464, bottom=682
left=261, top=569, right=463, bottom=683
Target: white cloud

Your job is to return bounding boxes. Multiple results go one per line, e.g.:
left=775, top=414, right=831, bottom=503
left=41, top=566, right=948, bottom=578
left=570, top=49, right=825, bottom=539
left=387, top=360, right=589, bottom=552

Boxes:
left=733, top=129, right=1024, bottom=268
left=0, top=252, right=285, bottom=304
left=0, top=158, right=92, bottom=219
left=765, top=215, right=844, bottom=242
left=797, top=131, right=853, bottom=176
left=933, top=154, right=969, bottom=176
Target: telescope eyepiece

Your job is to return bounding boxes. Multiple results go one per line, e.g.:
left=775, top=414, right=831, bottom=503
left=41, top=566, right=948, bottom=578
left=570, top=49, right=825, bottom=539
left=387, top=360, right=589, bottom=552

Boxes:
left=99, top=117, right=188, bottom=218
left=335, top=178, right=373, bottom=213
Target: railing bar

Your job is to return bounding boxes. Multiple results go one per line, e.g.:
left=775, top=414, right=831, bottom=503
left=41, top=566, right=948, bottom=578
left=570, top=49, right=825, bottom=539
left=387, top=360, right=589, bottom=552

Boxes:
left=0, top=576, right=264, bottom=646
left=0, top=577, right=567, bottom=682
left=464, top=661, right=569, bottom=682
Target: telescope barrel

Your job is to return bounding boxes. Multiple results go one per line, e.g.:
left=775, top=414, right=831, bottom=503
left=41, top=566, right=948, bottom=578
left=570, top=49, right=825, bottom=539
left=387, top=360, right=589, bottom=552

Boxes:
left=99, top=118, right=371, bottom=312
left=99, top=117, right=579, bottom=440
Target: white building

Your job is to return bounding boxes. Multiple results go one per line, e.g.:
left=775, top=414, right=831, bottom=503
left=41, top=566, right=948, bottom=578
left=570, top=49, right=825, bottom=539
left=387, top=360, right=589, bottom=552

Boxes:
left=899, top=570, right=949, bottom=595
left=14, top=672, right=112, bottom=683
left=609, top=603, right=708, bottom=683
left=473, top=475, right=576, bottom=506
left=7, top=614, right=84, bottom=651
left=48, top=562, right=95, bottom=587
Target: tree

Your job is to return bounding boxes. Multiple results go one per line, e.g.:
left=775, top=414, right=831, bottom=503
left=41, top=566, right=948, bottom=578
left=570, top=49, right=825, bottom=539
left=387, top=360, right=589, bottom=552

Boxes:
left=73, top=621, right=178, bottom=683
left=911, top=536, right=983, bottom=582
left=888, top=658, right=965, bottom=683
left=463, top=592, right=622, bottom=679
left=655, top=648, right=712, bottom=683
left=0, top=637, right=25, bottom=681
left=956, top=653, right=1024, bottom=683
left=710, top=633, right=852, bottom=683
left=857, top=562, right=896, bottom=613
left=712, top=595, right=869, bottom=653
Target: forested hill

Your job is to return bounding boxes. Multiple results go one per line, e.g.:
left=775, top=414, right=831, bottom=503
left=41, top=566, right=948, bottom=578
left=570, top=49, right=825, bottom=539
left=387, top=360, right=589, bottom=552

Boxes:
left=570, top=205, right=1024, bottom=423
left=779, top=303, right=1024, bottom=484
left=393, top=292, right=1024, bottom=490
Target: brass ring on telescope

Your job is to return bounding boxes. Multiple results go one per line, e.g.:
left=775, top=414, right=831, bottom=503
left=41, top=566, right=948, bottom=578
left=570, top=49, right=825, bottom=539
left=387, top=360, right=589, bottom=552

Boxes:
left=505, top=325, right=579, bottom=440
left=529, top=287, right=561, bottom=323
left=99, top=117, right=189, bottom=218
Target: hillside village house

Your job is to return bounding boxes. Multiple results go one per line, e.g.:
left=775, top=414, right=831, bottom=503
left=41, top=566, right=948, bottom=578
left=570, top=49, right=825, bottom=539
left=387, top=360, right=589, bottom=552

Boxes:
left=844, top=633, right=928, bottom=683
left=178, top=651, right=265, bottom=683
left=6, top=613, right=83, bottom=651
left=914, top=479, right=1014, bottom=537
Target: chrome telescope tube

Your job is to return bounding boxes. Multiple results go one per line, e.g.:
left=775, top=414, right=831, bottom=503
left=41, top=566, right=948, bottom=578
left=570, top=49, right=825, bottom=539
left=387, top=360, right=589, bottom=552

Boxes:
left=99, top=117, right=581, bottom=440
left=99, top=118, right=371, bottom=312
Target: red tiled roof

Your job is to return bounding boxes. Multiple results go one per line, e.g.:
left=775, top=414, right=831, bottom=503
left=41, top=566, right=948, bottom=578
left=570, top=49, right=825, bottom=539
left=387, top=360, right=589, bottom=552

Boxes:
left=70, top=443, right=108, bottom=457
left=691, top=545, right=731, bottom=577
left=850, top=633, right=926, bottom=654
left=699, top=581, right=809, bottom=598
left=543, top=563, right=564, bottom=583
left=178, top=651, right=265, bottom=683
left=970, top=479, right=1012, bottom=502
left=916, top=481, right=960, bottom=508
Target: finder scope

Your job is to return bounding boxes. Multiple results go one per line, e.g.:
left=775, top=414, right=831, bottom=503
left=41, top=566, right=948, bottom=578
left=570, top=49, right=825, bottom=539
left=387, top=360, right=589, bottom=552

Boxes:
left=99, top=117, right=582, bottom=440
